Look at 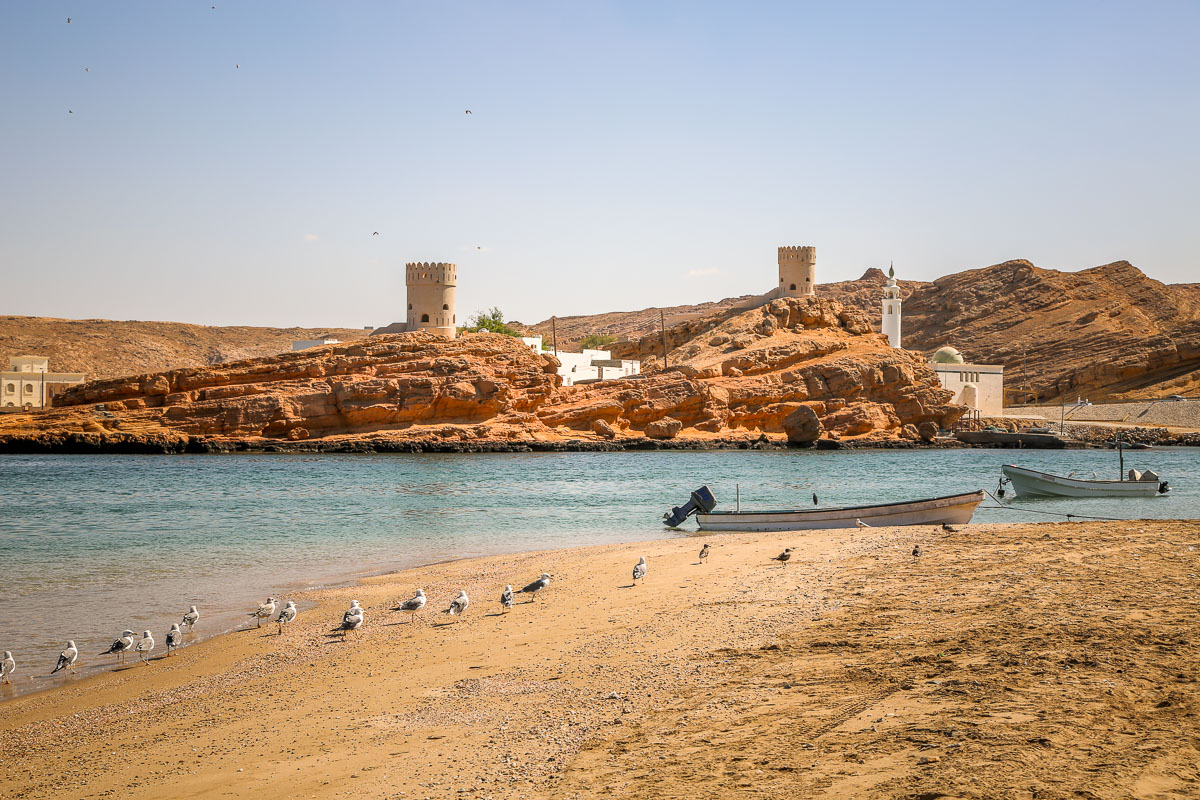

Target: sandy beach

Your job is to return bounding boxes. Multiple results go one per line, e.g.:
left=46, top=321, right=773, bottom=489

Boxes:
left=2, top=519, right=1198, bottom=799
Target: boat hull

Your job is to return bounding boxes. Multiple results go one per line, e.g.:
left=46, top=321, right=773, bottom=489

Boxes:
left=696, top=491, right=984, bottom=532
left=1001, top=465, right=1161, bottom=498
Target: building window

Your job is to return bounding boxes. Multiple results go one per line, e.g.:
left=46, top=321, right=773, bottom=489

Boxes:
left=4, top=383, right=12, bottom=393
left=408, top=303, right=412, bottom=310
left=887, top=307, right=893, bottom=314
left=420, top=314, right=430, bottom=323
left=442, top=304, right=449, bottom=310
left=790, top=284, right=797, bottom=290
left=25, top=384, right=34, bottom=393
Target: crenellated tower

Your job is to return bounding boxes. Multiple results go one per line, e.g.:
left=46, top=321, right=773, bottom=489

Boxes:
left=405, top=262, right=457, bottom=338
left=777, top=246, right=816, bottom=298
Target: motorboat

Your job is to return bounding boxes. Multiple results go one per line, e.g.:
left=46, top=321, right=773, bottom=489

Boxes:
left=663, top=486, right=984, bottom=532
left=1000, top=464, right=1168, bottom=498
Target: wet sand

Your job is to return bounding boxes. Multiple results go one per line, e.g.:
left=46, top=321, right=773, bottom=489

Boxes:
left=2, top=520, right=1198, bottom=799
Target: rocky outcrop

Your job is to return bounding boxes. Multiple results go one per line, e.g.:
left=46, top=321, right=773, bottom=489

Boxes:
left=0, top=297, right=964, bottom=453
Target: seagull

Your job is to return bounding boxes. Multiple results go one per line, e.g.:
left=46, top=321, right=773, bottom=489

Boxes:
left=51, top=641, right=78, bottom=674
left=699, top=543, right=710, bottom=563
left=445, top=590, right=469, bottom=620
left=856, top=519, right=872, bottom=528
left=343, top=600, right=362, bottom=627
left=181, top=606, right=199, bottom=630
left=67, top=17, right=71, bottom=23
left=632, top=556, right=647, bottom=585
left=771, top=548, right=793, bottom=566
left=942, top=523, right=958, bottom=532
left=465, top=109, right=471, bottom=114
left=912, top=544, right=921, bottom=558
left=276, top=601, right=297, bottom=634
left=395, top=589, right=426, bottom=623
left=1, top=651, right=16, bottom=684
left=165, top=624, right=183, bottom=656
left=68, top=110, right=73, bottom=114
left=135, top=630, right=155, bottom=663
left=84, top=67, right=89, bottom=72
left=372, top=231, right=379, bottom=236
left=519, top=573, right=551, bottom=601
left=236, top=64, right=239, bottom=69
left=100, top=629, right=136, bottom=665
left=249, top=597, right=277, bottom=628
left=337, top=606, right=364, bottom=638
left=813, top=493, right=818, bottom=506
left=500, top=585, right=515, bottom=612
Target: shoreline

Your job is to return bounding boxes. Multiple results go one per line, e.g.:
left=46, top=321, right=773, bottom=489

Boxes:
left=3, top=519, right=1199, bottom=799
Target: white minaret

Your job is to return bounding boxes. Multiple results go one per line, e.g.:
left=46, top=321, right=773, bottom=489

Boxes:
left=882, top=262, right=901, bottom=348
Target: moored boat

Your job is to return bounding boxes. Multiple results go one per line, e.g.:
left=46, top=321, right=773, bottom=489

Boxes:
left=663, top=487, right=984, bottom=531
left=1000, top=464, right=1168, bottom=498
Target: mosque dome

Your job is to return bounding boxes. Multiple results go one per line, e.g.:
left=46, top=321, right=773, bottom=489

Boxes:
left=931, top=346, right=965, bottom=364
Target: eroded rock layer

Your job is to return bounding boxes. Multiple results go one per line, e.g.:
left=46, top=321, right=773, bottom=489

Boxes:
left=0, top=298, right=962, bottom=453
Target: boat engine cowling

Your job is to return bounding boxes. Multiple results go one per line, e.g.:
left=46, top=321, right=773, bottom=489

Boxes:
left=1159, top=481, right=1170, bottom=494
left=663, top=485, right=717, bottom=528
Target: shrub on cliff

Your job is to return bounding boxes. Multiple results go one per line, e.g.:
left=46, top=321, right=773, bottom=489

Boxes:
left=463, top=307, right=520, bottom=337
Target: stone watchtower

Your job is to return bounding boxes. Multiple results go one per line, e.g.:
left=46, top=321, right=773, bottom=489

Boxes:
left=778, top=246, right=816, bottom=298
left=405, top=262, right=457, bottom=338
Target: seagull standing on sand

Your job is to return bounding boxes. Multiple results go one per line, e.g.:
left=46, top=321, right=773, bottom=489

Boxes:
left=699, top=543, right=710, bottom=563
left=519, top=573, right=550, bottom=602
left=1, top=651, right=15, bottom=684
left=135, top=630, right=155, bottom=663
left=500, top=585, right=515, bottom=612
left=337, top=606, right=363, bottom=638
left=396, top=590, right=426, bottom=623
left=51, top=642, right=78, bottom=674
left=632, top=556, right=647, bottom=585
left=249, top=597, right=277, bottom=628
left=100, top=629, right=136, bottom=665
left=855, top=519, right=872, bottom=528
left=445, top=590, right=469, bottom=620
left=771, top=548, right=793, bottom=566
left=165, top=624, right=183, bottom=656
left=912, top=544, right=921, bottom=558
left=182, top=606, right=199, bottom=630
left=343, top=600, right=362, bottom=625
left=276, top=601, right=297, bottom=634
left=942, top=523, right=958, bottom=532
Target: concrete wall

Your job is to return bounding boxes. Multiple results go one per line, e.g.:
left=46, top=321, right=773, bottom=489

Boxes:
left=1, top=369, right=86, bottom=409
left=932, top=363, right=1004, bottom=416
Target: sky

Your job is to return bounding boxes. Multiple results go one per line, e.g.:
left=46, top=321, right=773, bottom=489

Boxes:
left=1, top=1, right=1198, bottom=329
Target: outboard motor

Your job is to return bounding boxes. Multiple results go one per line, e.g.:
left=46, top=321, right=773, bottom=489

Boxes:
left=663, top=485, right=717, bottom=528
left=1159, top=481, right=1171, bottom=494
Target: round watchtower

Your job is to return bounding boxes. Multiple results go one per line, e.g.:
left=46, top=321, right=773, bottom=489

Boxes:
left=778, top=246, right=816, bottom=298
left=405, top=262, right=457, bottom=339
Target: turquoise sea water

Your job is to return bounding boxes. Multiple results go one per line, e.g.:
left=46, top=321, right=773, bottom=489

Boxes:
left=1, top=448, right=1197, bottom=696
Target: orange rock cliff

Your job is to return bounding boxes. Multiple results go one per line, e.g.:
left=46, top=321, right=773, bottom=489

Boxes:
left=0, top=297, right=963, bottom=453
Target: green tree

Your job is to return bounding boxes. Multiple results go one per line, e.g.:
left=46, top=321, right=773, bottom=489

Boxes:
left=579, top=334, right=616, bottom=350
left=464, top=307, right=520, bottom=337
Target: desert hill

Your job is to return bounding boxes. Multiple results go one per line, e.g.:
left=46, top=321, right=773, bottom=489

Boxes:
left=0, top=296, right=962, bottom=453
left=0, top=317, right=371, bottom=380
left=534, top=261, right=1200, bottom=403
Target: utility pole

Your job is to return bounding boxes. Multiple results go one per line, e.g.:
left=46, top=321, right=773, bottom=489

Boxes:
left=660, top=309, right=668, bottom=368
left=551, top=316, right=558, bottom=358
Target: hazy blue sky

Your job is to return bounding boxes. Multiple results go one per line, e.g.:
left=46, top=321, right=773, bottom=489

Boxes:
left=2, top=1, right=1197, bottom=328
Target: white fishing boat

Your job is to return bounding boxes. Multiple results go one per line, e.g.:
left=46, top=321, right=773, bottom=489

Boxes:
left=1000, top=464, right=1168, bottom=498
left=663, top=486, right=984, bottom=532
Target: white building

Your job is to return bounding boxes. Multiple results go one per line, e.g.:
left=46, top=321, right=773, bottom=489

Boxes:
left=929, top=346, right=1004, bottom=416
left=291, top=338, right=342, bottom=351
left=1, top=356, right=86, bottom=410
left=520, top=336, right=640, bottom=386
left=882, top=263, right=901, bottom=347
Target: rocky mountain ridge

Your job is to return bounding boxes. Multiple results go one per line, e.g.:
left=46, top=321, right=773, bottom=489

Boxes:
left=0, top=297, right=963, bottom=453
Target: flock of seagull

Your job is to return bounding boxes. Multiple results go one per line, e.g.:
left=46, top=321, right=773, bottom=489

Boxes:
left=0, top=539, right=926, bottom=687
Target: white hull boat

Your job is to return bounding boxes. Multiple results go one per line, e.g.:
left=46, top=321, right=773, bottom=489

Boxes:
left=1001, top=464, right=1167, bottom=498
left=664, top=488, right=984, bottom=532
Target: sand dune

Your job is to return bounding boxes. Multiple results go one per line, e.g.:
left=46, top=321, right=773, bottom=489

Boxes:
left=2, top=520, right=1198, bottom=798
